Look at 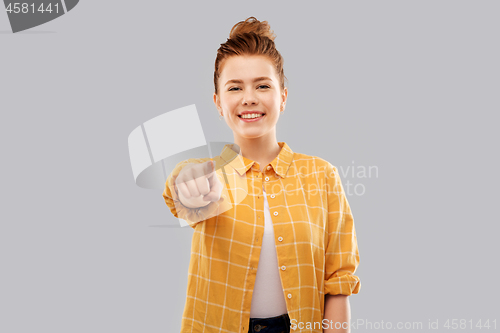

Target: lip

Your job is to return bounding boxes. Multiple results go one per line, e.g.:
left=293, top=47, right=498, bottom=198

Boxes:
left=238, top=111, right=265, bottom=116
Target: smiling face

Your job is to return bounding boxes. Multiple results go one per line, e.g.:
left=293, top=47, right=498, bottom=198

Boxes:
left=213, top=55, right=287, bottom=143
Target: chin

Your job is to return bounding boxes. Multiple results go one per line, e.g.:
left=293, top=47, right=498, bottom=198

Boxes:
left=239, top=132, right=268, bottom=139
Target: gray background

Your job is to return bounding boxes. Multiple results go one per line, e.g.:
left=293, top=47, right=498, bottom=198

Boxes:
left=1, top=1, right=498, bottom=332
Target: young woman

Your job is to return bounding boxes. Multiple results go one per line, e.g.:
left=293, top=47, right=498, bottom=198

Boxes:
left=163, top=17, right=361, bottom=333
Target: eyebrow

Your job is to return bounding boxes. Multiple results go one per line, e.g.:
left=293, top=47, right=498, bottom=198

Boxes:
left=224, top=77, right=272, bottom=86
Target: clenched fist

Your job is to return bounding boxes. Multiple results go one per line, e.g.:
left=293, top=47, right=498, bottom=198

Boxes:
left=175, top=160, right=224, bottom=209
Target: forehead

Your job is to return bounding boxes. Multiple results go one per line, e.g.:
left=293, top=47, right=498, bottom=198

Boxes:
left=220, top=55, right=277, bottom=81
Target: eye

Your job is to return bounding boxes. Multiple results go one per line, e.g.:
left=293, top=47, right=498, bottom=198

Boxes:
left=258, top=85, right=270, bottom=89
left=228, top=87, right=240, bottom=91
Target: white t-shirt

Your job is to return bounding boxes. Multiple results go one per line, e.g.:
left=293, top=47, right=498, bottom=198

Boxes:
left=249, top=187, right=288, bottom=318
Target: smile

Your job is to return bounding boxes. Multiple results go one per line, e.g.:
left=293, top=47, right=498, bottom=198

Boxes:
left=238, top=114, right=265, bottom=122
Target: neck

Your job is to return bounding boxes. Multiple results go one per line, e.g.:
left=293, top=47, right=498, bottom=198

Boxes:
left=233, top=134, right=281, bottom=171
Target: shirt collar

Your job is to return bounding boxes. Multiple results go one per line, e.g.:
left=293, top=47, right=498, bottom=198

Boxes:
left=219, top=141, right=294, bottom=178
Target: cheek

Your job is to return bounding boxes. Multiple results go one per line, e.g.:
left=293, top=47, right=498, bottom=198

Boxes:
left=221, top=95, right=238, bottom=108
left=263, top=94, right=281, bottom=106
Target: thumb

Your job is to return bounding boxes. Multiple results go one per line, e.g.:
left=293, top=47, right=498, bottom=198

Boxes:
left=205, top=159, right=215, bottom=177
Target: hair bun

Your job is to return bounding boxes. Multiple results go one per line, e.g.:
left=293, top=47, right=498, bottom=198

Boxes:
left=229, top=16, right=276, bottom=41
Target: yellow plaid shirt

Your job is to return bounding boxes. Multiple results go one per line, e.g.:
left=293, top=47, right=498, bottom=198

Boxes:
left=163, top=142, right=360, bottom=333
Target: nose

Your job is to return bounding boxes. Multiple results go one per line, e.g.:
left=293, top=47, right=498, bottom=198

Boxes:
left=242, top=89, right=258, bottom=105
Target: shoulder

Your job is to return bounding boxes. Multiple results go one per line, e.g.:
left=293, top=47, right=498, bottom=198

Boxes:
left=172, top=155, right=226, bottom=169
left=290, top=151, right=338, bottom=176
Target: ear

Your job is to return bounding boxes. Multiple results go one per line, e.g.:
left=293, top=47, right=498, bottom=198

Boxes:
left=281, top=87, right=288, bottom=109
left=213, top=92, right=221, bottom=112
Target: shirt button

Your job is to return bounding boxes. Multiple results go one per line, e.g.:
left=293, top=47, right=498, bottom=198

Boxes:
left=265, top=177, right=269, bottom=181
left=281, top=265, right=286, bottom=271
left=267, top=165, right=271, bottom=170
left=287, top=293, right=292, bottom=299
left=278, top=236, right=283, bottom=242
left=273, top=211, right=278, bottom=216
left=270, top=194, right=275, bottom=198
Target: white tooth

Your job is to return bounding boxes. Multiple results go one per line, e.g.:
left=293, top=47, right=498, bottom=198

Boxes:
left=242, top=114, right=262, bottom=119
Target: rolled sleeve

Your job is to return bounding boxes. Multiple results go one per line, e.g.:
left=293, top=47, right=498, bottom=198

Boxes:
left=162, top=158, right=229, bottom=229
left=324, top=163, right=361, bottom=296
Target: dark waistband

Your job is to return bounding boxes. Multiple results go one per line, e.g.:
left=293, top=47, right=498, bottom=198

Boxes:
left=249, top=313, right=290, bottom=326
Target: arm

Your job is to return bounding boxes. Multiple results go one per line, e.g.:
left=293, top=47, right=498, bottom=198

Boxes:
left=323, top=295, right=350, bottom=332
left=323, top=163, right=360, bottom=331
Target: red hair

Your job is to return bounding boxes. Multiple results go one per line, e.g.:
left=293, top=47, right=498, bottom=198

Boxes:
left=214, top=17, right=287, bottom=95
